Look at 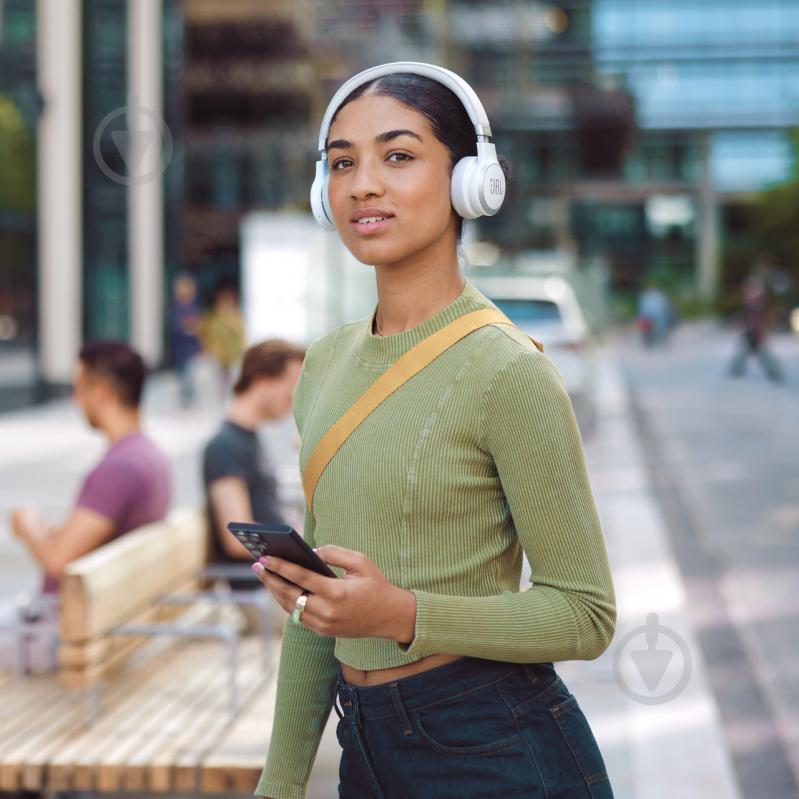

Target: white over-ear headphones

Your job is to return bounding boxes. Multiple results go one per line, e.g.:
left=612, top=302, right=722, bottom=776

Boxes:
left=310, top=61, right=506, bottom=231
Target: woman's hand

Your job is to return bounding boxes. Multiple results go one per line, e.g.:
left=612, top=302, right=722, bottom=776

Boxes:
left=251, top=544, right=416, bottom=643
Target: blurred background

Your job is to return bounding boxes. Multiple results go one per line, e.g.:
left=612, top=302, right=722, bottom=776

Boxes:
left=0, top=0, right=798, bottom=400
left=1, top=2, right=798, bottom=798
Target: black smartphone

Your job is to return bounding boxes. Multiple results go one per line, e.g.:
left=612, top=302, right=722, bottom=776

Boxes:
left=226, top=522, right=337, bottom=580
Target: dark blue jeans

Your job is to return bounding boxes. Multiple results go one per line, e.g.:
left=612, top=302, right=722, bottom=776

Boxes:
left=332, top=657, right=613, bottom=798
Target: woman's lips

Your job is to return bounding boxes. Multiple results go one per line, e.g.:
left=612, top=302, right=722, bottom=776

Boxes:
left=349, top=215, right=394, bottom=235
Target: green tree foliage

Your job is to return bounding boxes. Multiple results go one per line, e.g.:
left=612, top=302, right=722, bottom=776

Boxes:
left=749, top=129, right=799, bottom=277
left=0, top=93, right=35, bottom=212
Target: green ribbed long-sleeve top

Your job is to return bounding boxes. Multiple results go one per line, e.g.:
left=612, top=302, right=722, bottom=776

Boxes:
left=256, top=279, right=616, bottom=799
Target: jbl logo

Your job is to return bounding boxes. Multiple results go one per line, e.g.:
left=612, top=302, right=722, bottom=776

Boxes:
left=489, top=177, right=503, bottom=196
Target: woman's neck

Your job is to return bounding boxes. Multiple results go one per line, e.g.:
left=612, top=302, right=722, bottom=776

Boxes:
left=373, top=241, right=464, bottom=336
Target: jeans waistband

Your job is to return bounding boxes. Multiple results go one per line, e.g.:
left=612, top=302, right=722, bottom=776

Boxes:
left=334, top=657, right=556, bottom=723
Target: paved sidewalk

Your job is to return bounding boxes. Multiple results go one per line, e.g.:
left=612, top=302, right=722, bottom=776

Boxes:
left=619, top=320, right=799, bottom=798
left=568, top=346, right=741, bottom=799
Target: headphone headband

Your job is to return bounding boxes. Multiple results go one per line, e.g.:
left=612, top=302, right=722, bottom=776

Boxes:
left=316, top=61, right=493, bottom=154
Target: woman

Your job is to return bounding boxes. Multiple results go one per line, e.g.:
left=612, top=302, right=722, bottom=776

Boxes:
left=253, top=63, right=616, bottom=799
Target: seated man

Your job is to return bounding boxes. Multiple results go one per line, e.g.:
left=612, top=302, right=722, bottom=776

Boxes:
left=202, top=339, right=305, bottom=586
left=11, top=341, right=171, bottom=594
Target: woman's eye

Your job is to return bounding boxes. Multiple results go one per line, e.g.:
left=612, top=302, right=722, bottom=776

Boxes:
left=331, top=153, right=412, bottom=169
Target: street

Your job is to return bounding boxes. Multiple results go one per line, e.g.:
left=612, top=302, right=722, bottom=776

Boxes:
left=0, top=321, right=796, bottom=797
left=620, top=320, right=799, bottom=799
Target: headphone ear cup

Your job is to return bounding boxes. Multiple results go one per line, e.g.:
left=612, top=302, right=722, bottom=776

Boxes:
left=451, top=154, right=505, bottom=220
left=310, top=160, right=336, bottom=230
left=450, top=156, right=480, bottom=219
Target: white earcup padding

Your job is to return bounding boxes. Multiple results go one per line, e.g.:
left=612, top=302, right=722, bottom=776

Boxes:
left=450, top=156, right=479, bottom=219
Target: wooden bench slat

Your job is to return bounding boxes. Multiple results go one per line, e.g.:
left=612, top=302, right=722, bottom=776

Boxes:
left=2, top=638, right=173, bottom=793
left=200, top=665, right=280, bottom=793
left=45, top=637, right=207, bottom=792
left=95, top=643, right=225, bottom=792
left=147, top=638, right=278, bottom=793
left=0, top=678, right=62, bottom=732
left=124, top=640, right=268, bottom=792
left=95, top=602, right=245, bottom=793
left=0, top=634, right=280, bottom=794
left=171, top=643, right=275, bottom=794
left=0, top=688, right=82, bottom=791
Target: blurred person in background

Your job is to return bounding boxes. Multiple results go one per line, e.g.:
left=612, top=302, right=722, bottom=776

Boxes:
left=637, top=281, right=675, bottom=348
left=10, top=341, right=171, bottom=597
left=728, top=266, right=784, bottom=383
left=200, top=280, right=246, bottom=399
left=169, top=271, right=203, bottom=408
left=203, top=339, right=305, bottom=591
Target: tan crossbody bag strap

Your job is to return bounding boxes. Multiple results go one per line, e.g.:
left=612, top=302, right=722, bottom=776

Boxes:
left=302, top=309, right=544, bottom=520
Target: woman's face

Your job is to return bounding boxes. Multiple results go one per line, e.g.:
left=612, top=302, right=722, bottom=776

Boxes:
left=326, top=93, right=458, bottom=268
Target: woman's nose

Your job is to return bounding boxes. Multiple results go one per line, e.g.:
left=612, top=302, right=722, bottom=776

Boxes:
left=349, top=159, right=384, bottom=199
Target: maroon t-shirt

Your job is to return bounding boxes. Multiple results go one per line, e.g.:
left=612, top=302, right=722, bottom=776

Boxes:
left=43, top=431, right=171, bottom=593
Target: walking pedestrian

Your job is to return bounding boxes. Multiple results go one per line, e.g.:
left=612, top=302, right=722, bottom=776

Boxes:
left=169, top=271, right=202, bottom=407
left=200, top=281, right=246, bottom=400
left=728, top=268, right=784, bottom=382
left=252, top=63, right=616, bottom=799
left=637, top=281, right=673, bottom=348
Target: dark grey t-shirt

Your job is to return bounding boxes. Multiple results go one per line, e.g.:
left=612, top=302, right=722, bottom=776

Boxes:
left=202, top=420, right=284, bottom=565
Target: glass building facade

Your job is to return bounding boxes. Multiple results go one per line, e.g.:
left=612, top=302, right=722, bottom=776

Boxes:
left=181, top=1, right=316, bottom=299
left=593, top=0, right=799, bottom=189
left=589, top=0, right=799, bottom=304
left=82, top=0, right=129, bottom=342
left=450, top=0, right=797, bottom=303
left=2, top=0, right=796, bottom=407
left=0, top=0, right=182, bottom=406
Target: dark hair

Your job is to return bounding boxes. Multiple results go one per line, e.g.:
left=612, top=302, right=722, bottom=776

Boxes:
left=328, top=73, right=511, bottom=242
left=213, top=278, right=239, bottom=302
left=78, top=340, right=146, bottom=408
left=233, top=339, right=307, bottom=395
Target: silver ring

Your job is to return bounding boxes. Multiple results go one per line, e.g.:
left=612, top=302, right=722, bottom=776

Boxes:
left=292, top=591, right=309, bottom=624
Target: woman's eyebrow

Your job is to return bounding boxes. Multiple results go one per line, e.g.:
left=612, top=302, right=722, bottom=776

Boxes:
left=326, top=129, right=423, bottom=152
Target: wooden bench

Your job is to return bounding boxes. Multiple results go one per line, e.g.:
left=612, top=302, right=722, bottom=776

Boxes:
left=0, top=634, right=281, bottom=793
left=57, top=506, right=278, bottom=721
left=0, top=507, right=284, bottom=793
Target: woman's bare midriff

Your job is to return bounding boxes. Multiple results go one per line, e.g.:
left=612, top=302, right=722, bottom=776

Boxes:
left=340, top=653, right=464, bottom=687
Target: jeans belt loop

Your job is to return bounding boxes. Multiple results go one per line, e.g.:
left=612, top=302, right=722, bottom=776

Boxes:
left=521, top=662, right=540, bottom=686
left=386, top=681, right=414, bottom=736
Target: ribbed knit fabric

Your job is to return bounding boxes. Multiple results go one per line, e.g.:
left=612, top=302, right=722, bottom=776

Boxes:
left=255, top=278, right=616, bottom=799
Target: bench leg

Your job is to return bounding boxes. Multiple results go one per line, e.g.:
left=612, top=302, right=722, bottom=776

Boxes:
left=227, top=632, right=239, bottom=720
left=85, top=683, right=102, bottom=725
left=14, top=627, right=29, bottom=679
left=251, top=593, right=272, bottom=667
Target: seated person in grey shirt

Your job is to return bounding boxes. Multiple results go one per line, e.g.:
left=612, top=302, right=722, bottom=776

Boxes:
left=202, top=339, right=306, bottom=587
